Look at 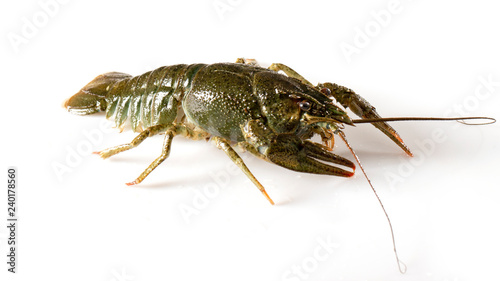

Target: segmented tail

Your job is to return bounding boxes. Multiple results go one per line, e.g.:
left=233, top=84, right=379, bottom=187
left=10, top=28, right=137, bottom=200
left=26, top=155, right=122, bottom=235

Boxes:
left=64, top=72, right=131, bottom=115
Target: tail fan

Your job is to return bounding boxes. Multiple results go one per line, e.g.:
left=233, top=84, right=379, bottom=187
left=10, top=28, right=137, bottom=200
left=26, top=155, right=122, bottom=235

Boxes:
left=64, top=72, right=131, bottom=115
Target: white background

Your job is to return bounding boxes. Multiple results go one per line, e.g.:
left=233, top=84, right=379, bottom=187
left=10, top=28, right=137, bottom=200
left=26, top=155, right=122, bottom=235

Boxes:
left=1, top=0, right=500, bottom=280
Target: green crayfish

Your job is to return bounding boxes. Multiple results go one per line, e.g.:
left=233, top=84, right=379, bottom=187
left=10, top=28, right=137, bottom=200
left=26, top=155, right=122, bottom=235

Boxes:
left=65, top=58, right=494, bottom=272
left=64, top=58, right=493, bottom=204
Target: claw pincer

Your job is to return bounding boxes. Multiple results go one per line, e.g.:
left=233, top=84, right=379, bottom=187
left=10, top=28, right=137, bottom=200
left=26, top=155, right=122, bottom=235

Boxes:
left=266, top=134, right=355, bottom=177
left=320, top=82, right=413, bottom=157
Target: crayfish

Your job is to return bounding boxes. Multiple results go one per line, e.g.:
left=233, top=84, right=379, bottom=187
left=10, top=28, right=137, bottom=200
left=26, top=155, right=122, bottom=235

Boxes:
left=64, top=58, right=494, bottom=272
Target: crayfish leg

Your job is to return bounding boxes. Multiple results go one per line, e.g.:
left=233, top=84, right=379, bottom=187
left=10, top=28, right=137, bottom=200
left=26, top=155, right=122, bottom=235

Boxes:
left=235, top=58, right=260, bottom=66
left=268, top=63, right=314, bottom=87
left=125, top=123, right=210, bottom=186
left=212, top=136, right=275, bottom=205
left=95, top=124, right=170, bottom=159
left=127, top=129, right=175, bottom=186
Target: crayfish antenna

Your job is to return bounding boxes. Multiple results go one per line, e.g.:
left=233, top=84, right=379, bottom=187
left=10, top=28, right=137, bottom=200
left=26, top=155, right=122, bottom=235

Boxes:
left=337, top=130, right=407, bottom=274
left=351, top=116, right=496, bottom=125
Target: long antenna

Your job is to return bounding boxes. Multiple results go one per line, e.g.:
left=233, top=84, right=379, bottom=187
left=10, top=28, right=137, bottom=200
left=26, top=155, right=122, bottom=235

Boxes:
left=337, top=130, right=407, bottom=274
left=352, top=116, right=495, bottom=125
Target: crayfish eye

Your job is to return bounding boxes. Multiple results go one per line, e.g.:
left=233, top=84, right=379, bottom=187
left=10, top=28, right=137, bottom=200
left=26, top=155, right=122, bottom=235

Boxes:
left=298, top=100, right=311, bottom=111
left=320, top=87, right=332, bottom=96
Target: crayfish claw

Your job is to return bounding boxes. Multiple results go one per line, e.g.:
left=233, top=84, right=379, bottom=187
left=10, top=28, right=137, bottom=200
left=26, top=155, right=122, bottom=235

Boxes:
left=362, top=109, right=413, bottom=157
left=321, top=83, right=413, bottom=157
left=266, top=134, right=355, bottom=177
